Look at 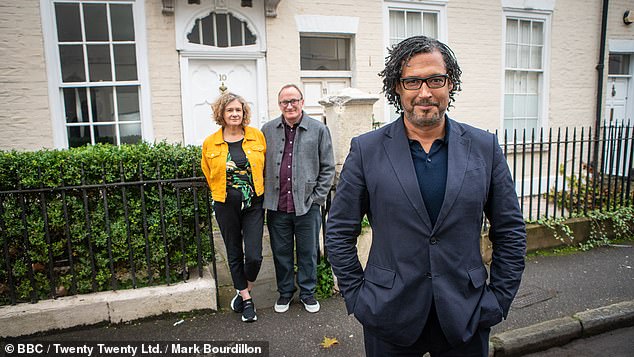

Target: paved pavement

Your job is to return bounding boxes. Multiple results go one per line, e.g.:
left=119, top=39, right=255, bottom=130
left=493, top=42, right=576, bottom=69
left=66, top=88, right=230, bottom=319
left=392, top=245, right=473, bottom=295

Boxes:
left=6, top=241, right=633, bottom=356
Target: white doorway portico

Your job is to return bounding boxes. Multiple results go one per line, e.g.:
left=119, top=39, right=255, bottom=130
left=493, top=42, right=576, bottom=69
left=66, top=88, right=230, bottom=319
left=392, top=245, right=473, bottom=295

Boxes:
left=175, top=0, right=268, bottom=146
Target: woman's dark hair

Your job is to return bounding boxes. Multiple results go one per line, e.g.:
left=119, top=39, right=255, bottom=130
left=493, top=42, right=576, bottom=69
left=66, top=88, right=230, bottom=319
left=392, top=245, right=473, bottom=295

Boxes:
left=379, top=36, right=462, bottom=113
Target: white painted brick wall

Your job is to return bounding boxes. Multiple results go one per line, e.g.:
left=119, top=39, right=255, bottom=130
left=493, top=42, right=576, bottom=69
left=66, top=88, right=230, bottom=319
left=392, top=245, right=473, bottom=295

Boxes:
left=0, top=0, right=630, bottom=150
left=265, top=0, right=384, bottom=123
left=0, top=0, right=54, bottom=150
left=548, top=0, right=602, bottom=129
left=449, top=0, right=604, bottom=133
left=145, top=0, right=183, bottom=143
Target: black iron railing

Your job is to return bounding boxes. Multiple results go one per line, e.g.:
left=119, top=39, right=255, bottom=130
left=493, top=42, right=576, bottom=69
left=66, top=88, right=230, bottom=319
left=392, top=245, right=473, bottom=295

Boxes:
left=1, top=121, right=633, bottom=306
left=0, top=162, right=217, bottom=306
left=498, top=121, right=633, bottom=222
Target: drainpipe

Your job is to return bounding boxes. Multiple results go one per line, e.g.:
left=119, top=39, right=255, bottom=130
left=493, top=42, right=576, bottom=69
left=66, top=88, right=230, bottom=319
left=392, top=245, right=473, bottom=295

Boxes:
left=592, top=0, right=609, bottom=172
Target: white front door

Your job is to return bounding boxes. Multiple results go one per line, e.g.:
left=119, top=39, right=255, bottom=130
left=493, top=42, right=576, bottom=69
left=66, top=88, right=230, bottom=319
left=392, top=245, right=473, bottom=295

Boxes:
left=184, top=59, right=258, bottom=145
left=604, top=76, right=631, bottom=176
left=302, top=78, right=350, bottom=121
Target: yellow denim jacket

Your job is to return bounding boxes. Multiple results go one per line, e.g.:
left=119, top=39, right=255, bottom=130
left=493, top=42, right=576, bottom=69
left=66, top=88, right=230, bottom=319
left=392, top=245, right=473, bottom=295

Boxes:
left=201, top=126, right=266, bottom=203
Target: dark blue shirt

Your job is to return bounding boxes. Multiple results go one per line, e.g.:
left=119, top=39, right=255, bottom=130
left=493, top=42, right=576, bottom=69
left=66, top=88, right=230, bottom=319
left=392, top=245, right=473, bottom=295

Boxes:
left=409, top=119, right=450, bottom=227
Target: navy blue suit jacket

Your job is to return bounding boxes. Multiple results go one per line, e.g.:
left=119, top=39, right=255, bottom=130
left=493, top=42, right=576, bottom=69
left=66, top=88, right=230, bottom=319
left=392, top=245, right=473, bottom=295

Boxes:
left=325, top=116, right=526, bottom=347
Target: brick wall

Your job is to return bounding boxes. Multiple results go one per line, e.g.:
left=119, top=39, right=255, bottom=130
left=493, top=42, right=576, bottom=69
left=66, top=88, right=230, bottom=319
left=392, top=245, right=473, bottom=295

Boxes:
left=144, top=0, right=183, bottom=143
left=265, top=0, right=385, bottom=122
left=0, top=0, right=53, bottom=150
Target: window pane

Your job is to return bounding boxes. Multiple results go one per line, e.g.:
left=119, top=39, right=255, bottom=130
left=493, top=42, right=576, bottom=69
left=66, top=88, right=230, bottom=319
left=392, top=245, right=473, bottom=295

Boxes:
left=83, top=4, right=109, bottom=41
left=506, top=19, right=518, bottom=42
left=300, top=37, right=350, bottom=70
left=506, top=44, right=518, bottom=68
left=514, top=94, right=526, bottom=117
left=216, top=14, right=228, bottom=47
left=201, top=16, right=214, bottom=46
left=63, top=88, right=89, bottom=123
left=406, top=12, right=421, bottom=37
left=116, top=86, right=140, bottom=122
left=67, top=126, right=92, bottom=147
left=390, top=11, right=405, bottom=45
left=423, top=12, right=437, bottom=38
left=519, top=20, right=530, bottom=44
left=531, top=21, right=543, bottom=45
left=530, top=46, right=542, bottom=69
left=59, top=45, right=86, bottom=82
left=94, top=125, right=116, bottom=145
left=230, top=15, right=243, bottom=46
left=188, top=19, right=201, bottom=44
left=518, top=71, right=528, bottom=93
left=525, top=119, right=538, bottom=132
left=504, top=94, right=513, bottom=117
left=87, top=44, right=112, bottom=81
left=90, top=87, right=114, bottom=122
left=609, top=54, right=630, bottom=75
left=119, top=123, right=141, bottom=144
left=526, top=94, right=538, bottom=117
left=111, top=4, right=134, bottom=41
left=113, top=44, right=137, bottom=80
left=519, top=45, right=529, bottom=68
left=505, top=72, right=515, bottom=93
left=527, top=72, right=539, bottom=93
left=55, top=3, right=81, bottom=42
left=245, top=24, right=256, bottom=45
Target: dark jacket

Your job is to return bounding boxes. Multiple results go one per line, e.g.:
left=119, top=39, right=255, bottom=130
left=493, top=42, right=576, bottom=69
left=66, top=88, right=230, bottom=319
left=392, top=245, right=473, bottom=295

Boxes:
left=325, top=116, right=526, bottom=346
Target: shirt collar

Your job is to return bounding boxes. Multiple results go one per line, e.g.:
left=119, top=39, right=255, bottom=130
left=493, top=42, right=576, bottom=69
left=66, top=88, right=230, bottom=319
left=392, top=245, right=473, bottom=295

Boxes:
left=281, top=111, right=306, bottom=129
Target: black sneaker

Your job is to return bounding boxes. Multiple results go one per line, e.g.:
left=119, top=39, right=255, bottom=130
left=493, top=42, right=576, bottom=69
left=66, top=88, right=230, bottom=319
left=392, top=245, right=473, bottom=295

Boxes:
left=241, top=299, right=257, bottom=322
left=300, top=295, right=320, bottom=313
left=230, top=291, right=243, bottom=313
left=274, top=296, right=292, bottom=313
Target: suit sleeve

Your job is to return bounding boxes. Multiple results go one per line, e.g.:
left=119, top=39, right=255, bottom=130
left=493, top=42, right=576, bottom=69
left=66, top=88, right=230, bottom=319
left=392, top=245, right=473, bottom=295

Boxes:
left=325, top=137, right=369, bottom=314
left=484, top=137, right=527, bottom=318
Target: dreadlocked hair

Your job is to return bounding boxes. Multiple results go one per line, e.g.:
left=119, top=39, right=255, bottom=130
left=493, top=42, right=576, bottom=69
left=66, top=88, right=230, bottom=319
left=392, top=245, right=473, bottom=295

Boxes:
left=378, top=36, right=462, bottom=113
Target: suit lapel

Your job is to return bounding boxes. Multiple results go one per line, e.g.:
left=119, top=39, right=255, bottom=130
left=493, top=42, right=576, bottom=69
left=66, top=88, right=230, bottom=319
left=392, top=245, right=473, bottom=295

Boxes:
left=433, top=119, right=470, bottom=232
left=383, top=118, right=433, bottom=231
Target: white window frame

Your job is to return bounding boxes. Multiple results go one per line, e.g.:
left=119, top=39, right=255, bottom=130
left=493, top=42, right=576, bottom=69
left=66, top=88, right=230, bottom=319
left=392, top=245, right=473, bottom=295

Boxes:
left=40, top=0, right=153, bottom=148
left=501, top=9, right=552, bottom=135
left=295, top=15, right=358, bottom=83
left=383, top=0, right=448, bottom=123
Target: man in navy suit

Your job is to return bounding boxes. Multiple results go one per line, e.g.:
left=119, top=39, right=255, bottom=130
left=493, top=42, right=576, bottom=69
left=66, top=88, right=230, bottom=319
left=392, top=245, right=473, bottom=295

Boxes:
left=325, top=36, right=526, bottom=356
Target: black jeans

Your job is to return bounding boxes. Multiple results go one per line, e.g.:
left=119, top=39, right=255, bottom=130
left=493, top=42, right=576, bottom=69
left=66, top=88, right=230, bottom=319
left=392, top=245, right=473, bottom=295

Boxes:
left=213, top=188, right=263, bottom=291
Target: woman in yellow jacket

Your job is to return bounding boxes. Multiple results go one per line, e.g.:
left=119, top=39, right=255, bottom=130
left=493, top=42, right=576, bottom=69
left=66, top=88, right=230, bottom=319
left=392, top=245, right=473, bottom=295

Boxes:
left=201, top=92, right=265, bottom=322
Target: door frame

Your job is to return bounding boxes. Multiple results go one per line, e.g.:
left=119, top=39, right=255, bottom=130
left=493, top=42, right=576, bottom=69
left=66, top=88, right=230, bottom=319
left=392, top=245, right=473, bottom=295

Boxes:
left=608, top=40, right=634, bottom=124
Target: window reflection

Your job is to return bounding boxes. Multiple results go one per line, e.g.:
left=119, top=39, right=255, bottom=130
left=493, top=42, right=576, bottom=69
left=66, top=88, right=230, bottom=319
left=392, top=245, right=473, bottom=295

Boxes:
left=300, top=37, right=350, bottom=71
left=55, top=2, right=142, bottom=146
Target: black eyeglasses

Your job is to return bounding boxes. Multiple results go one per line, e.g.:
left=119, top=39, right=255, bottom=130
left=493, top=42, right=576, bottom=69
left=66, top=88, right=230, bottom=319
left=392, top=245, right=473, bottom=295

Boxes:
left=278, top=98, right=302, bottom=106
left=400, top=74, right=449, bottom=90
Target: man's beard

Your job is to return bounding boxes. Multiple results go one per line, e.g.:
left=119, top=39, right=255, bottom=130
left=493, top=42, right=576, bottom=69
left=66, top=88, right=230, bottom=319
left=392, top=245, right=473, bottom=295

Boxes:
left=403, top=100, right=444, bottom=128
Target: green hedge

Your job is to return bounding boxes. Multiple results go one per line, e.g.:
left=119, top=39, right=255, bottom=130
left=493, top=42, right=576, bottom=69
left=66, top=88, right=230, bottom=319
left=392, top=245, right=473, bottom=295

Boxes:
left=0, top=143, right=214, bottom=306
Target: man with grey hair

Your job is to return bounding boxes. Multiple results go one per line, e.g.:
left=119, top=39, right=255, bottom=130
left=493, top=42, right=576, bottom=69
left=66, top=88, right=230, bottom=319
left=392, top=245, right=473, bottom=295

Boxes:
left=262, top=84, right=335, bottom=314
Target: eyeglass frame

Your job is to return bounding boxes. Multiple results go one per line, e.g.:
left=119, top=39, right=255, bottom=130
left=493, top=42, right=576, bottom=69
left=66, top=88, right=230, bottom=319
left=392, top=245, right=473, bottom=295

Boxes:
left=399, top=74, right=449, bottom=90
left=278, top=98, right=303, bottom=107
